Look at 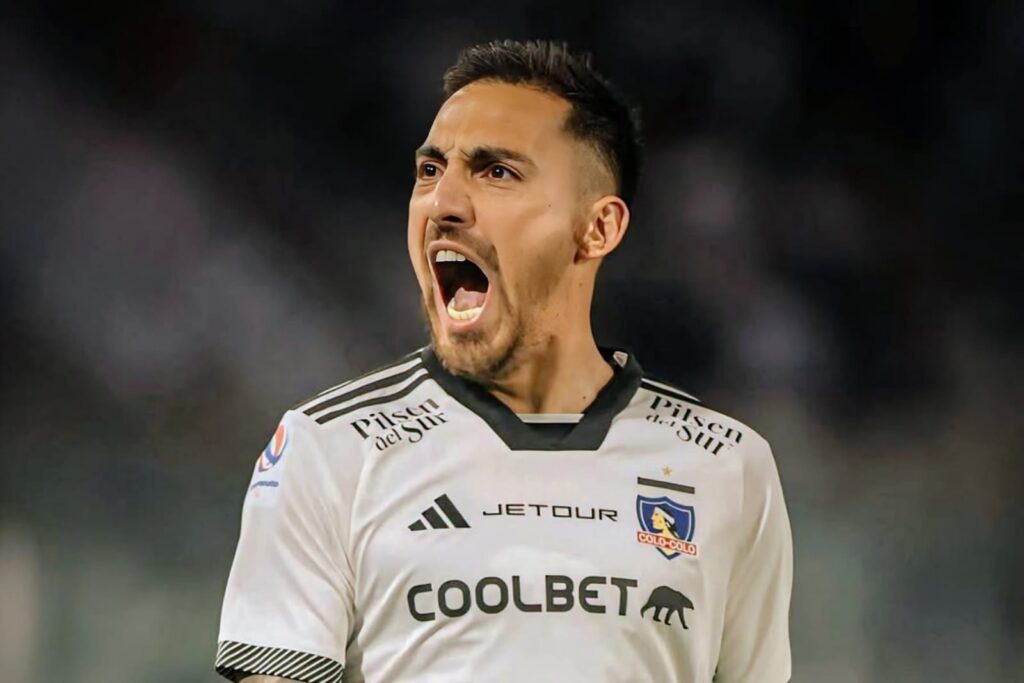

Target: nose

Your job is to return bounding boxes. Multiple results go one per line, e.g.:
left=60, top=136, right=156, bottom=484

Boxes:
left=428, top=165, right=475, bottom=229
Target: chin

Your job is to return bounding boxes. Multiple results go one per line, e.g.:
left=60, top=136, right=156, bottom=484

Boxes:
left=422, top=295, right=523, bottom=385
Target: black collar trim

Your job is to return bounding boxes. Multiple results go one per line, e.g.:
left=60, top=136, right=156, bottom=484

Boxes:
left=420, top=346, right=642, bottom=451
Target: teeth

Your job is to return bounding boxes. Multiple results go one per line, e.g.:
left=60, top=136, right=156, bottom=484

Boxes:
left=433, top=249, right=468, bottom=263
left=446, top=297, right=483, bottom=321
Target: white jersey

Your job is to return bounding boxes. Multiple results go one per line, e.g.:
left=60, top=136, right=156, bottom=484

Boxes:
left=216, top=347, right=792, bottom=683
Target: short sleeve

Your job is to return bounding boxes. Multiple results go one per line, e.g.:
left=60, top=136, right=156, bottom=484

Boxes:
left=216, top=410, right=358, bottom=683
left=715, top=442, right=794, bottom=682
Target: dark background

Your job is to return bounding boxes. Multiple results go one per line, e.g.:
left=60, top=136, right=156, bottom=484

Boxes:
left=1, top=2, right=1020, bottom=681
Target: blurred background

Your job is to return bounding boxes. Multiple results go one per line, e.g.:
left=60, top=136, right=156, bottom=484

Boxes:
left=1, top=1, right=1020, bottom=681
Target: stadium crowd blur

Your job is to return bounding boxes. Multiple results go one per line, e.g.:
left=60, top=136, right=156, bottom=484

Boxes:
left=1, top=2, right=1019, bottom=682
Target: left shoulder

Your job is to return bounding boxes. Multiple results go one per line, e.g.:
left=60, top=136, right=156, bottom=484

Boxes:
left=635, top=372, right=775, bottom=463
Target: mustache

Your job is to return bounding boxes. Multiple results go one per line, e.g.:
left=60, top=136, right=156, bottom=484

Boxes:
left=425, top=223, right=500, bottom=274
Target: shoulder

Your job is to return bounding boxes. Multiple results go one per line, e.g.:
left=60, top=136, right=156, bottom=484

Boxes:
left=250, top=350, right=430, bottom=495
left=635, top=373, right=784, bottom=525
left=264, top=349, right=432, bottom=471
left=638, top=372, right=703, bottom=406
left=290, top=349, right=430, bottom=429
left=635, top=371, right=776, bottom=467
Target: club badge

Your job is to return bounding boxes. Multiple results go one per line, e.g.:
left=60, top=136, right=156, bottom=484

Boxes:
left=636, top=495, right=698, bottom=559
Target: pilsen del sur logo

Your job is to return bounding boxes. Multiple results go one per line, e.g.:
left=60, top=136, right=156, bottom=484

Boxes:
left=349, top=397, right=449, bottom=452
left=645, top=395, right=744, bottom=457
left=636, top=495, right=699, bottom=559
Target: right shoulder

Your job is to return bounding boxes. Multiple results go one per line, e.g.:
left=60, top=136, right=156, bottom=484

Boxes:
left=288, top=348, right=430, bottom=434
left=239, top=353, right=430, bottom=524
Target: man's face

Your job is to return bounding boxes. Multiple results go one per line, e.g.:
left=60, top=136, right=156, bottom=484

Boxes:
left=408, top=81, right=591, bottom=381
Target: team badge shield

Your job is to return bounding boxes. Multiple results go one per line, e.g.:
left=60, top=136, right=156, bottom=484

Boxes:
left=636, top=495, right=699, bottom=559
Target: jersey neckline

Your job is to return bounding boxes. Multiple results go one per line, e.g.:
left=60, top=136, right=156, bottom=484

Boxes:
left=419, top=345, right=642, bottom=451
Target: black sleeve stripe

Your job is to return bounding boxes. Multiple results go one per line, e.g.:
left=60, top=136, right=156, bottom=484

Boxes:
left=315, top=371, right=431, bottom=425
left=302, top=360, right=425, bottom=417
left=640, top=378, right=702, bottom=405
left=215, top=640, right=343, bottom=683
left=291, top=348, right=424, bottom=412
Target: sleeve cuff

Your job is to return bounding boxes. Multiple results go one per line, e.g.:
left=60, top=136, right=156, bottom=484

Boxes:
left=215, top=640, right=344, bottom=683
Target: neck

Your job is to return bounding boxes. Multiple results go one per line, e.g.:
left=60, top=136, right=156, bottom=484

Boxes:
left=487, top=322, right=613, bottom=415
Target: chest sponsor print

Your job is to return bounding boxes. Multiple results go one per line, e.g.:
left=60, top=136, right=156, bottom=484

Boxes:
left=406, top=573, right=696, bottom=634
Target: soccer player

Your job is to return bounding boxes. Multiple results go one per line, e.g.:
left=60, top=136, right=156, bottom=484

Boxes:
left=216, top=40, right=793, bottom=683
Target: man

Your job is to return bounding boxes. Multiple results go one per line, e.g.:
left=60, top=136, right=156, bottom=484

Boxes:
left=216, top=40, right=792, bottom=683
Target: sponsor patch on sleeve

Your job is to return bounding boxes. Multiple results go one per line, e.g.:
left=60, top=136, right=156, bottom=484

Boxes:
left=249, top=422, right=289, bottom=499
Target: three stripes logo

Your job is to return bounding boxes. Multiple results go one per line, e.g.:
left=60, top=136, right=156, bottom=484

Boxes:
left=409, top=494, right=471, bottom=531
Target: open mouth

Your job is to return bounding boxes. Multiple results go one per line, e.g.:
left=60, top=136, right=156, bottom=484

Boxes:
left=430, top=247, right=491, bottom=322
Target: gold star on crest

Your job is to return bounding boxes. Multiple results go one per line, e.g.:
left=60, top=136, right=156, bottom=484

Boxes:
left=661, top=466, right=673, bottom=476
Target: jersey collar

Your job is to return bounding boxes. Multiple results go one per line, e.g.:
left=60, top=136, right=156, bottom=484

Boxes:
left=420, top=345, right=642, bottom=451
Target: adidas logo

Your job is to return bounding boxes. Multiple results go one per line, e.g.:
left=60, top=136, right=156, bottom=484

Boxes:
left=409, top=494, right=471, bottom=531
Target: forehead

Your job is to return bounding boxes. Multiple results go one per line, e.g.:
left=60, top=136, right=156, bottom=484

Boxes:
left=424, top=81, right=573, bottom=156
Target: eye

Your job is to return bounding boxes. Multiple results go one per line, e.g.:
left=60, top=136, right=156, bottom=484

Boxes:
left=486, top=164, right=515, bottom=180
left=417, top=161, right=442, bottom=179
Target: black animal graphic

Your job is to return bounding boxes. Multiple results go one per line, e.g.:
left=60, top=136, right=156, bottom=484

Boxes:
left=641, top=585, right=694, bottom=629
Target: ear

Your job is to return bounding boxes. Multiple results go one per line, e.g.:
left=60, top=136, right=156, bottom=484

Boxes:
left=576, top=195, right=630, bottom=262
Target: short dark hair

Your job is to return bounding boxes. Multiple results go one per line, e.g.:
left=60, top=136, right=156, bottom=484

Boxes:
left=442, top=40, right=643, bottom=205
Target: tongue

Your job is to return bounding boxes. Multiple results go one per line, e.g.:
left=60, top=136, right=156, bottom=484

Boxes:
left=451, top=287, right=486, bottom=311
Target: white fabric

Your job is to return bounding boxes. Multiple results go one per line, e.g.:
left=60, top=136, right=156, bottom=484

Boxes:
left=515, top=412, right=584, bottom=424
left=219, top=410, right=356, bottom=669
left=219, top=377, right=792, bottom=682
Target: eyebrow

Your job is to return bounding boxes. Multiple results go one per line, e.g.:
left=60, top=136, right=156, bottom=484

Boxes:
left=415, top=144, right=537, bottom=170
